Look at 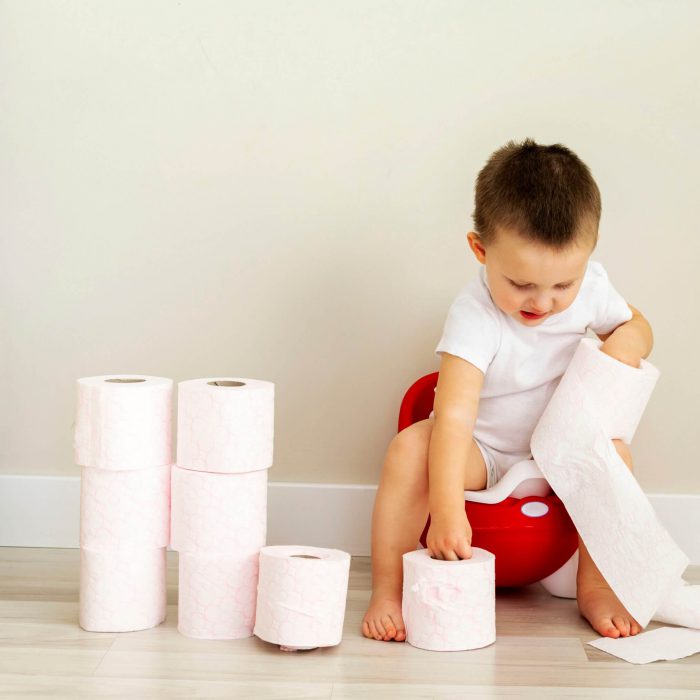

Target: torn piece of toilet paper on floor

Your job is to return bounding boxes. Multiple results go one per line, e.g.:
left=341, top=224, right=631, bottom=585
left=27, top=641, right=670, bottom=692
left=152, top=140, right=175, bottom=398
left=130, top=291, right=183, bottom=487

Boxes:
left=588, top=626, right=700, bottom=664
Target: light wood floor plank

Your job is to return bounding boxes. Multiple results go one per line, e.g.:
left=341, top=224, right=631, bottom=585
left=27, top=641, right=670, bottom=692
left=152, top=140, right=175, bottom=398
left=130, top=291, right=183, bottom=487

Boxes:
left=1, top=547, right=699, bottom=697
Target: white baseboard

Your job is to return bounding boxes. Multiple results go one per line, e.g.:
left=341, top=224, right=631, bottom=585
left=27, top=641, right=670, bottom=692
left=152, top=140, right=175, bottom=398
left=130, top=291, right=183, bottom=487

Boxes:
left=0, top=474, right=698, bottom=563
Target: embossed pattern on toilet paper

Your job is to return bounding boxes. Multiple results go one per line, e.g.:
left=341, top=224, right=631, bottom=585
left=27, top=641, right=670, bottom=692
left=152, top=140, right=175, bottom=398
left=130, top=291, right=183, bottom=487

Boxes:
left=402, top=548, right=496, bottom=652
left=170, top=466, right=267, bottom=553
left=531, top=339, right=689, bottom=628
left=177, top=552, right=259, bottom=639
left=74, top=376, right=173, bottom=470
left=80, top=464, right=171, bottom=549
left=177, top=378, right=274, bottom=473
left=79, top=547, right=167, bottom=632
left=254, top=546, right=351, bottom=648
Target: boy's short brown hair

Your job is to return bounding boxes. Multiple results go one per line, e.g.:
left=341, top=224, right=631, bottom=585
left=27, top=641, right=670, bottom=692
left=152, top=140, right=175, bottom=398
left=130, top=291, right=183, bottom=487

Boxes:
left=473, top=138, right=601, bottom=249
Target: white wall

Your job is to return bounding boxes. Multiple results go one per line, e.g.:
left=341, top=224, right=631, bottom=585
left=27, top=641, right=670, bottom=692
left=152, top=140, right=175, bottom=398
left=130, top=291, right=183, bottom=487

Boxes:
left=2, top=0, right=698, bottom=492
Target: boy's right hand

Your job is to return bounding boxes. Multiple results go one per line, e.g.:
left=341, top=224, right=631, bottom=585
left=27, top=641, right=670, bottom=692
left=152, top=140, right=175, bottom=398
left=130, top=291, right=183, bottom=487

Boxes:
left=426, top=509, right=473, bottom=560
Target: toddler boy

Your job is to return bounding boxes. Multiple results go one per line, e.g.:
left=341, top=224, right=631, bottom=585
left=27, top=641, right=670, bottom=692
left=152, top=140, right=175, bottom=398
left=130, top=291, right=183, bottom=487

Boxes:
left=362, top=139, right=654, bottom=642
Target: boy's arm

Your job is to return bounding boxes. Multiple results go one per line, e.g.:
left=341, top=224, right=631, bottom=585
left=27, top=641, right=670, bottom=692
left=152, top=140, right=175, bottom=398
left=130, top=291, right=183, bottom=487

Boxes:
left=429, top=353, right=483, bottom=519
left=596, top=304, right=653, bottom=368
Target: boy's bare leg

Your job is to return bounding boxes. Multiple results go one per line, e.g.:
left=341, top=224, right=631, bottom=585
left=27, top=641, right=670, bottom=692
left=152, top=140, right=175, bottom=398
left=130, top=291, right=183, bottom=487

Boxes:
left=361, top=418, right=487, bottom=641
left=576, top=438, right=642, bottom=638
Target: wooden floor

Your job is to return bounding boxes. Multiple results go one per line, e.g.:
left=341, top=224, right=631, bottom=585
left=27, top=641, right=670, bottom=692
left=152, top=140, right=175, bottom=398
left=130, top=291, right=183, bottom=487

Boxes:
left=1, top=548, right=699, bottom=698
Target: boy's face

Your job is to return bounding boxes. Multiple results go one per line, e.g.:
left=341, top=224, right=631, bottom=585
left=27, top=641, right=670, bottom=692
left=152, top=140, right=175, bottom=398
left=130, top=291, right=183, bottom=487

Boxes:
left=467, top=226, right=595, bottom=325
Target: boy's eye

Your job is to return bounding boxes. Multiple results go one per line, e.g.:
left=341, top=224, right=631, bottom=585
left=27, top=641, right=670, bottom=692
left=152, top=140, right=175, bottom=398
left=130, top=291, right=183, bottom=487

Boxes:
left=508, top=280, right=573, bottom=290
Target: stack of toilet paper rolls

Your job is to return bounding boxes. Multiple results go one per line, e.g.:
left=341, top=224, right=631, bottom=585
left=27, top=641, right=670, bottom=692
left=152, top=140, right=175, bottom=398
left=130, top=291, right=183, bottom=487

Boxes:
left=74, top=375, right=173, bottom=632
left=171, top=378, right=274, bottom=639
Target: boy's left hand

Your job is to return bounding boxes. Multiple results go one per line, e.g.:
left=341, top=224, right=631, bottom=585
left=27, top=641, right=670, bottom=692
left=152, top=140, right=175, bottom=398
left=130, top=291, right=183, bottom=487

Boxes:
left=599, top=335, right=642, bottom=368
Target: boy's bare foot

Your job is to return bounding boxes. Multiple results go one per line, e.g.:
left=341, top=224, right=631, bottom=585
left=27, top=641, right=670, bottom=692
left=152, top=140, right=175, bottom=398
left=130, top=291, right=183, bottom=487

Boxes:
left=362, top=591, right=406, bottom=642
left=577, top=580, right=642, bottom=638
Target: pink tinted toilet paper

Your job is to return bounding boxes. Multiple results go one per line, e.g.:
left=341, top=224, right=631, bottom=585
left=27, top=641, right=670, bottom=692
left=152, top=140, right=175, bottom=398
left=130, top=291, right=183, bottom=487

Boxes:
left=74, top=375, right=173, bottom=470
left=177, top=551, right=260, bottom=639
left=170, top=465, right=267, bottom=553
left=80, top=464, right=171, bottom=549
left=254, top=545, right=351, bottom=649
left=530, top=338, right=689, bottom=629
left=177, top=378, right=274, bottom=473
left=79, top=547, right=167, bottom=632
left=402, top=547, right=496, bottom=652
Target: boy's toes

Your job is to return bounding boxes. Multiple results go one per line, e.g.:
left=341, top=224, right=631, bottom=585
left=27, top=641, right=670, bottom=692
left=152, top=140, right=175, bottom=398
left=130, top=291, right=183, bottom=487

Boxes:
left=369, top=619, right=386, bottom=640
left=596, top=616, right=620, bottom=638
left=382, top=614, right=406, bottom=642
left=612, top=615, right=630, bottom=636
left=381, top=615, right=397, bottom=640
left=393, top=621, right=407, bottom=642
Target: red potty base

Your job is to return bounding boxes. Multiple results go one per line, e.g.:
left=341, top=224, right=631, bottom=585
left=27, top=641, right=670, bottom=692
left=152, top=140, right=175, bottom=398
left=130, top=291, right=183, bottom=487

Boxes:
left=419, top=495, right=579, bottom=588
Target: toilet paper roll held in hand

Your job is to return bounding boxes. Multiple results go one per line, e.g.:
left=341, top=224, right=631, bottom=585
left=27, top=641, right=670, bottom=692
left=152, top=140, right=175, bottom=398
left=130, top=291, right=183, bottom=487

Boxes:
left=402, top=547, right=496, bottom=652
left=530, top=338, right=688, bottom=628
left=177, top=378, right=274, bottom=473
left=74, top=375, right=173, bottom=470
left=254, top=546, right=351, bottom=649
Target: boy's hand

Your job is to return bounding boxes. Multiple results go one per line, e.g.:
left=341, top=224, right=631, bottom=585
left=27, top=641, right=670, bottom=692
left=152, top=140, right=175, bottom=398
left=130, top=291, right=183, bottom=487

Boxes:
left=600, top=335, right=642, bottom=368
left=426, top=510, right=473, bottom=561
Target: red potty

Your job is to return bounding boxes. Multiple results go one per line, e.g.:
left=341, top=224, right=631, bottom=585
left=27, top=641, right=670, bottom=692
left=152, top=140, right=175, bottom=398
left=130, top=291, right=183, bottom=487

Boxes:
left=400, top=372, right=579, bottom=588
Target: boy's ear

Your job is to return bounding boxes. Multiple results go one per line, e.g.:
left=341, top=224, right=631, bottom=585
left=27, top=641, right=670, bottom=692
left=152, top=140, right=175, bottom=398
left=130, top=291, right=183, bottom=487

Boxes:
left=467, top=232, right=487, bottom=264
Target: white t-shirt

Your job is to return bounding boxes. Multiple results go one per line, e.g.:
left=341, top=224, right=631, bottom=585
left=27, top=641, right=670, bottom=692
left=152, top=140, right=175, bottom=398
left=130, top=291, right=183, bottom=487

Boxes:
left=434, top=260, right=633, bottom=454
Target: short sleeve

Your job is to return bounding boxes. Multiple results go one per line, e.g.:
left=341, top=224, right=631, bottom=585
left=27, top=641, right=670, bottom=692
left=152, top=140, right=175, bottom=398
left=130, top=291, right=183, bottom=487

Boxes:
left=588, top=262, right=633, bottom=335
left=435, top=289, right=501, bottom=374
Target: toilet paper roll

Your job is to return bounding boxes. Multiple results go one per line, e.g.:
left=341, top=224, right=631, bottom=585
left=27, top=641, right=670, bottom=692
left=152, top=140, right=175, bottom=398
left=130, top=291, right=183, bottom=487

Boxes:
left=176, top=378, right=274, bottom=473
left=254, top=545, right=351, bottom=649
left=74, top=375, right=173, bottom=470
left=80, top=464, right=171, bottom=550
left=177, top=551, right=259, bottom=640
left=170, top=465, right=267, bottom=554
left=531, top=338, right=690, bottom=628
left=402, top=547, right=496, bottom=652
left=79, top=547, right=167, bottom=632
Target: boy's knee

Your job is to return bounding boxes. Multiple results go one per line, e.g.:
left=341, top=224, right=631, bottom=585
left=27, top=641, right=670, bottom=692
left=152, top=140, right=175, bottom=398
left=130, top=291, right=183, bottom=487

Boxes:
left=386, top=420, right=432, bottom=475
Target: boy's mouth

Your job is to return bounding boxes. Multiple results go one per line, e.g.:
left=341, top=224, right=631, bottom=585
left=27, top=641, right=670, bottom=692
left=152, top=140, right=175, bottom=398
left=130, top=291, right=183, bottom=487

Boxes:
left=520, top=310, right=547, bottom=320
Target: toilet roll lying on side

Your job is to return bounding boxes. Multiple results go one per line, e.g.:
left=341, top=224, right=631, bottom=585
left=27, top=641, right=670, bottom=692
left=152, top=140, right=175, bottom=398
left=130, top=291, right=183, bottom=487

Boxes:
left=177, top=378, right=274, bottom=473
left=530, top=338, right=690, bottom=628
left=170, top=465, right=267, bottom=553
left=79, top=547, right=167, bottom=632
left=254, top=545, right=351, bottom=649
left=74, top=375, right=173, bottom=470
left=80, top=464, right=171, bottom=550
left=402, top=547, right=496, bottom=652
left=177, top=551, right=260, bottom=640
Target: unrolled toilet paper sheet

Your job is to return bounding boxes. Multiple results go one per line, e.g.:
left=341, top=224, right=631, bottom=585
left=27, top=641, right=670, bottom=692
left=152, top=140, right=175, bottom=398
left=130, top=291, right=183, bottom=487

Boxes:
left=588, top=626, right=700, bottom=664
left=531, top=339, right=689, bottom=628
left=531, top=338, right=700, bottom=662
